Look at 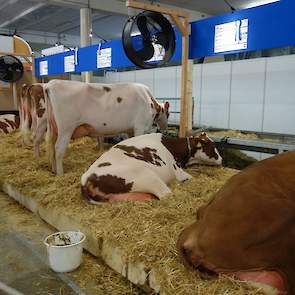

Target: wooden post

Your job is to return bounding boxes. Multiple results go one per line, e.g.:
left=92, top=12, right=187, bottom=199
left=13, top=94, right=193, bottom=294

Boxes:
left=31, top=54, right=38, bottom=84
left=126, top=0, right=191, bottom=137
left=179, top=17, right=189, bottom=137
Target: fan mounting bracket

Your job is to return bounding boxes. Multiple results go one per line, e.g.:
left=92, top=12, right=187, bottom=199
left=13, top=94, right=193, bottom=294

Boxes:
left=126, top=0, right=192, bottom=138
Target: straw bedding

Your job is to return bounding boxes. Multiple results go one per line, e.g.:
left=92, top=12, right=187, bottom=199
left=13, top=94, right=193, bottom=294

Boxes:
left=0, top=132, right=264, bottom=294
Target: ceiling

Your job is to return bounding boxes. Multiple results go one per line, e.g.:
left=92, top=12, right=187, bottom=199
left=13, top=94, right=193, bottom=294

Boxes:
left=0, top=0, right=280, bottom=47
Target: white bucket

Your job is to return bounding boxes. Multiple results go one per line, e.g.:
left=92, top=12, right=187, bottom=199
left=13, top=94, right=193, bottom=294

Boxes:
left=44, top=231, right=86, bottom=273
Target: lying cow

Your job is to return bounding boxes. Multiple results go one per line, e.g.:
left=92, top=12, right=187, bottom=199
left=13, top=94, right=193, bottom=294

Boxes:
left=81, top=132, right=222, bottom=203
left=45, top=80, right=170, bottom=175
left=177, top=151, right=295, bottom=295
left=0, top=114, right=20, bottom=134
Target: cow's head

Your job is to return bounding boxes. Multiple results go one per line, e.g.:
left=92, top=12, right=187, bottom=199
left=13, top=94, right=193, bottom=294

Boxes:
left=154, top=101, right=170, bottom=131
left=187, top=132, right=222, bottom=166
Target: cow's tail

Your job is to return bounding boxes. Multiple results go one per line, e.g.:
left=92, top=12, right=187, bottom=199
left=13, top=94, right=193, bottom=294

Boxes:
left=44, top=85, right=57, bottom=173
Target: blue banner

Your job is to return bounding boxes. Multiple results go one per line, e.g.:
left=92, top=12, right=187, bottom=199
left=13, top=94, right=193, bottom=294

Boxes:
left=35, top=0, right=295, bottom=76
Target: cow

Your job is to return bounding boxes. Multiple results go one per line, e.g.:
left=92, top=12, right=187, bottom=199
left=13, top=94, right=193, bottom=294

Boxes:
left=81, top=132, right=222, bottom=203
left=0, top=114, right=20, bottom=134
left=44, top=80, right=170, bottom=175
left=177, top=151, right=295, bottom=295
left=18, top=84, right=32, bottom=145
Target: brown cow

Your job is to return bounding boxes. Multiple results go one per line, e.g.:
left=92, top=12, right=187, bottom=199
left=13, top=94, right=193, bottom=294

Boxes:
left=177, top=151, right=295, bottom=294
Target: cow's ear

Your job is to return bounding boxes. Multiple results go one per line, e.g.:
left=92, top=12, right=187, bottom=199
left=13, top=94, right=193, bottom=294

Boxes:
left=164, top=101, right=170, bottom=109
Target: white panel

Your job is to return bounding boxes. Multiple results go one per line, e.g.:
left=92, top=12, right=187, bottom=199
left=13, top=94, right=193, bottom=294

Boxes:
left=193, top=64, right=202, bottom=126
left=118, top=71, right=136, bottom=83
left=135, top=69, right=154, bottom=93
left=263, top=55, right=295, bottom=135
left=200, top=61, right=231, bottom=128
left=92, top=76, right=106, bottom=83
left=229, top=58, right=265, bottom=131
left=154, top=67, right=177, bottom=99
left=70, top=74, right=82, bottom=81
left=0, top=36, right=13, bottom=53
left=105, top=71, right=119, bottom=83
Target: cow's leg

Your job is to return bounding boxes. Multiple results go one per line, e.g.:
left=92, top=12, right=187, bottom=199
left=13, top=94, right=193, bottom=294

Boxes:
left=96, top=136, right=104, bottom=152
left=55, top=131, right=72, bottom=175
left=129, top=167, right=172, bottom=199
left=22, top=116, right=31, bottom=146
left=33, top=116, right=47, bottom=158
left=174, top=165, right=192, bottom=182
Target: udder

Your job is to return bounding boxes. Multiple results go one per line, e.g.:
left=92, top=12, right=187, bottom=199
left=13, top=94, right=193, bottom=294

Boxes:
left=227, top=271, right=286, bottom=294
left=108, top=192, right=158, bottom=202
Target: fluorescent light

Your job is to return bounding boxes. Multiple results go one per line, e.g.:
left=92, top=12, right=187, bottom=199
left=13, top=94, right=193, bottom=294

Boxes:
left=243, top=0, right=280, bottom=9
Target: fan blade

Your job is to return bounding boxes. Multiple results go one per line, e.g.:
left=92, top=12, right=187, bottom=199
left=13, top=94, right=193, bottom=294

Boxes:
left=154, top=32, right=169, bottom=50
left=136, top=15, right=151, bottom=42
left=137, top=44, right=155, bottom=61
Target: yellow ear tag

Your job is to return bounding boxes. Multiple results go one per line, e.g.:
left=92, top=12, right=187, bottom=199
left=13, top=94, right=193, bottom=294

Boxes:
left=197, top=142, right=202, bottom=148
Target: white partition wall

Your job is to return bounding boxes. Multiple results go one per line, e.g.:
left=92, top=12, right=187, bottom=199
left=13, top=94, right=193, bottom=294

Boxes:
left=102, top=55, right=295, bottom=135
left=200, top=61, right=231, bottom=129
left=263, top=55, right=295, bottom=134
left=229, top=58, right=266, bottom=131
left=135, top=69, right=154, bottom=93
left=118, top=71, right=136, bottom=83
left=192, top=64, right=202, bottom=126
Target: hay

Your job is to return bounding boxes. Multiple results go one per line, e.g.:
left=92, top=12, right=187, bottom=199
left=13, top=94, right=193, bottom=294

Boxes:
left=0, top=192, right=140, bottom=295
left=207, top=130, right=259, bottom=140
left=0, top=132, right=264, bottom=294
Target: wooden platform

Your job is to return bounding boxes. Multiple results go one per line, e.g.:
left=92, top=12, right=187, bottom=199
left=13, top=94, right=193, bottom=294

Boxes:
left=0, top=132, right=263, bottom=295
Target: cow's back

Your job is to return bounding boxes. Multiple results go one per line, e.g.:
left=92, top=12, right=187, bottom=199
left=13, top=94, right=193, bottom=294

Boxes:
left=46, top=80, right=153, bottom=133
left=81, top=133, right=176, bottom=185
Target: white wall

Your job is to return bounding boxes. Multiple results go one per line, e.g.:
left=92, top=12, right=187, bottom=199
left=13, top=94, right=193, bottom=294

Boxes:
left=98, top=55, right=295, bottom=135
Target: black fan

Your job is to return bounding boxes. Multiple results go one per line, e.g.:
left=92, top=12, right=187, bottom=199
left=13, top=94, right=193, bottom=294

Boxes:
left=0, top=55, right=24, bottom=82
left=122, top=11, right=176, bottom=69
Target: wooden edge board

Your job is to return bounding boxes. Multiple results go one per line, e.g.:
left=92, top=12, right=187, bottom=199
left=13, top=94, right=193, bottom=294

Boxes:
left=1, top=182, right=162, bottom=294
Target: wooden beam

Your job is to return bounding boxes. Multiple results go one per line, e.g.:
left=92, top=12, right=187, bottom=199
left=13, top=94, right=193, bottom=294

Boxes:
left=126, top=0, right=189, bottom=18
left=179, top=18, right=190, bottom=137
left=31, top=55, right=37, bottom=83
left=170, top=14, right=186, bottom=35
left=0, top=52, right=32, bottom=58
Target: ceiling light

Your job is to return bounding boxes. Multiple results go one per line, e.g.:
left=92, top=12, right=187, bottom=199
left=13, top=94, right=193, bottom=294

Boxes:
left=243, top=0, right=280, bottom=9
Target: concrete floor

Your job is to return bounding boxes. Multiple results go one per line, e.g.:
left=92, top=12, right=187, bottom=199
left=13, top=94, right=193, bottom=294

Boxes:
left=0, top=192, right=140, bottom=295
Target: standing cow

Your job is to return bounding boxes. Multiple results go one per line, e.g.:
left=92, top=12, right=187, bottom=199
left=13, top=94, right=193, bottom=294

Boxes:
left=18, top=83, right=45, bottom=147
left=45, top=80, right=170, bottom=175
left=18, top=84, right=32, bottom=145
left=0, top=114, right=20, bottom=134
left=177, top=151, right=295, bottom=295
left=81, top=132, right=222, bottom=203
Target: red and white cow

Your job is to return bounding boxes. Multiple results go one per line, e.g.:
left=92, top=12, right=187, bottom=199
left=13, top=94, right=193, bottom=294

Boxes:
left=18, top=83, right=45, bottom=146
left=44, top=80, right=170, bottom=175
left=0, top=114, right=20, bottom=134
left=81, top=132, right=222, bottom=203
left=18, top=84, right=32, bottom=145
